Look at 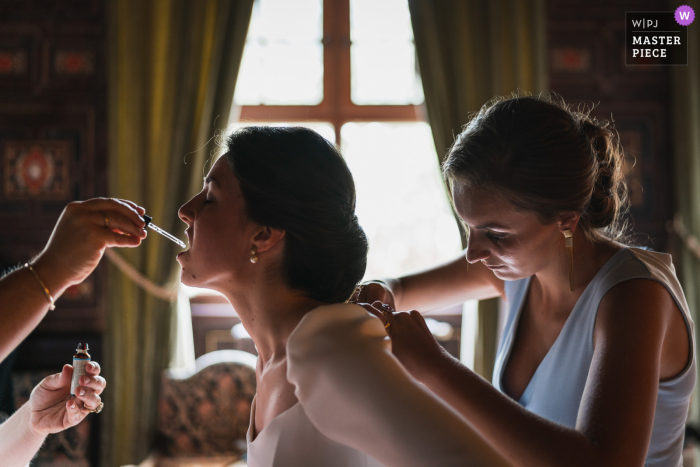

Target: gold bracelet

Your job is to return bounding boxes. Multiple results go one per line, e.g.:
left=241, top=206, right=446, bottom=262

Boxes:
left=25, top=263, right=56, bottom=310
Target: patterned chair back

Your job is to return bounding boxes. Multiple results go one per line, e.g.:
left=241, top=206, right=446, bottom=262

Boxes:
left=157, top=350, right=257, bottom=457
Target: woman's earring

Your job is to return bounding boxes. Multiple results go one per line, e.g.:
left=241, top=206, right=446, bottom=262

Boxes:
left=250, top=245, right=258, bottom=264
left=563, top=230, right=574, bottom=292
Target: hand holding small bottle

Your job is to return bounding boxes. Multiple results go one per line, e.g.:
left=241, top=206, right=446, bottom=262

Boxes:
left=28, top=361, right=106, bottom=434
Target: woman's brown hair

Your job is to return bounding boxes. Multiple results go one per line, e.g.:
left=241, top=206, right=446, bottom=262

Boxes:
left=442, top=92, right=631, bottom=244
left=224, top=126, right=368, bottom=304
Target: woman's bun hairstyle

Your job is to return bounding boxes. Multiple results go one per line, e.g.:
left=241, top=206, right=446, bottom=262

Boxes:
left=224, top=126, right=368, bottom=303
left=579, top=117, right=628, bottom=233
left=442, top=92, right=631, bottom=244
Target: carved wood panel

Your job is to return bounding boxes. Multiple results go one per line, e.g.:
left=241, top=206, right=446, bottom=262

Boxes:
left=547, top=0, right=673, bottom=249
left=0, top=1, right=106, bottom=331
left=0, top=3, right=107, bottom=465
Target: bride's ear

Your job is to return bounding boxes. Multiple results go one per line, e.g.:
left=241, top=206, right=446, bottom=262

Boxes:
left=252, top=226, right=286, bottom=253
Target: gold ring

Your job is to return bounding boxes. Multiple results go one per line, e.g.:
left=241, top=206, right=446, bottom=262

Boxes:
left=384, top=322, right=391, bottom=329
left=381, top=304, right=394, bottom=315
left=86, top=401, right=104, bottom=414
left=101, top=213, right=110, bottom=229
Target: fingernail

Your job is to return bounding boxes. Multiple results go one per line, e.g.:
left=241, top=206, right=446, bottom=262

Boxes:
left=87, top=362, right=94, bottom=370
left=79, top=388, right=86, bottom=396
left=81, top=376, right=90, bottom=384
left=70, top=402, right=76, bottom=410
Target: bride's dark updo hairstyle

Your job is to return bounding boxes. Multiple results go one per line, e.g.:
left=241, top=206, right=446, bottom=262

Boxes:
left=223, top=126, right=368, bottom=303
left=442, top=93, right=630, bottom=244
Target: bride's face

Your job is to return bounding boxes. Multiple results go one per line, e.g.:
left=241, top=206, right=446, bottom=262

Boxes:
left=177, top=157, right=259, bottom=290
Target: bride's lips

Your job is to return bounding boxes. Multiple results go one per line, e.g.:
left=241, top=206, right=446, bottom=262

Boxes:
left=176, top=228, right=192, bottom=259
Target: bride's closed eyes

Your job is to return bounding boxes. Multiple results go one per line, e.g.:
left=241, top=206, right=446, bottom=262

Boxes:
left=201, top=176, right=219, bottom=205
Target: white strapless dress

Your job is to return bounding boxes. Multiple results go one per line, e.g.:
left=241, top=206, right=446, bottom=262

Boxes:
left=246, top=303, right=506, bottom=467
left=247, top=396, right=383, bottom=467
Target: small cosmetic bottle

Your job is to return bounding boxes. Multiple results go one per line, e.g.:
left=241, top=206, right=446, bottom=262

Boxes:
left=70, top=343, right=91, bottom=397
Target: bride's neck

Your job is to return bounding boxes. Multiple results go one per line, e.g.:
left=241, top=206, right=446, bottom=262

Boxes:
left=221, top=282, right=327, bottom=365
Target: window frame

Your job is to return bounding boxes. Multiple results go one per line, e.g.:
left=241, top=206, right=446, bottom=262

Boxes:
left=238, top=0, right=424, bottom=144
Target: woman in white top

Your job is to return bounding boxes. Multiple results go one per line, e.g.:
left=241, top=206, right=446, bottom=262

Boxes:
left=176, top=126, right=509, bottom=467
left=359, top=94, right=695, bottom=467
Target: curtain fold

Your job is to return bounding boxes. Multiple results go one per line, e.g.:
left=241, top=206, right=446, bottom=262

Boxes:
left=104, top=1, right=253, bottom=465
left=408, top=0, right=548, bottom=381
left=670, top=0, right=700, bottom=424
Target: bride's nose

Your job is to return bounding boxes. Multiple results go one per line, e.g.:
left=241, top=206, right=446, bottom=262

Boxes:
left=178, top=199, right=195, bottom=225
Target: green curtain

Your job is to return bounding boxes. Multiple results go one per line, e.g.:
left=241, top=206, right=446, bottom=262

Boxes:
left=408, top=0, right=548, bottom=381
left=104, top=1, right=253, bottom=465
left=670, top=0, right=700, bottom=424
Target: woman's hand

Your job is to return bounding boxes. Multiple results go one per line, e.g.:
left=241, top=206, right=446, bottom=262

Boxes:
left=356, top=282, right=397, bottom=310
left=33, top=198, right=147, bottom=296
left=29, top=361, right=106, bottom=434
left=361, top=301, right=450, bottom=382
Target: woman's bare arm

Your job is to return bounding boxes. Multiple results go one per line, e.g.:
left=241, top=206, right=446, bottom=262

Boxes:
left=361, top=249, right=504, bottom=312
left=373, top=279, right=680, bottom=467
left=0, top=262, right=73, bottom=365
left=0, top=199, right=146, bottom=363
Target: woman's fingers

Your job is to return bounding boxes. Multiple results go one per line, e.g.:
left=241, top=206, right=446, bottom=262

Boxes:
left=87, top=210, right=146, bottom=238
left=116, top=199, right=146, bottom=216
left=80, top=198, right=146, bottom=229
left=360, top=301, right=398, bottom=336
left=75, top=386, right=102, bottom=411
left=66, top=399, right=86, bottom=424
left=84, top=209, right=147, bottom=248
left=80, top=374, right=106, bottom=395
left=408, top=309, right=432, bottom=332
left=85, top=361, right=101, bottom=375
left=107, top=230, right=145, bottom=248
left=357, top=282, right=393, bottom=307
left=39, top=364, right=72, bottom=391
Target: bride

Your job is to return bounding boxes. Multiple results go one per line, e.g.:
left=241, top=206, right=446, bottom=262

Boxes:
left=176, top=126, right=509, bottom=467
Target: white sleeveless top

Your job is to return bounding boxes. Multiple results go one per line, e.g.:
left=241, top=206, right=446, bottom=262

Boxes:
left=246, top=303, right=509, bottom=467
left=493, top=247, right=696, bottom=467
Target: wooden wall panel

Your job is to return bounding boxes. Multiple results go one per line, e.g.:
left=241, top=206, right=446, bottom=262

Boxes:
left=0, top=0, right=107, bottom=332
left=548, top=0, right=673, bottom=249
left=0, top=1, right=107, bottom=462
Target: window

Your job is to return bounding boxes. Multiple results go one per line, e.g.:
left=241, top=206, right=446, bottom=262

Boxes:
left=191, top=0, right=470, bottom=365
